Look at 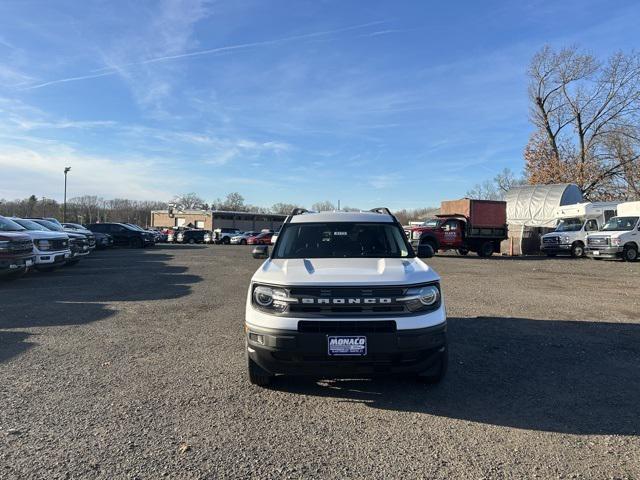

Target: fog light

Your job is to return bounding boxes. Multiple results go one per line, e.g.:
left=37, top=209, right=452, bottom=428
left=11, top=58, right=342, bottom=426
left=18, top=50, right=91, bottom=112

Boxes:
left=248, top=332, right=265, bottom=345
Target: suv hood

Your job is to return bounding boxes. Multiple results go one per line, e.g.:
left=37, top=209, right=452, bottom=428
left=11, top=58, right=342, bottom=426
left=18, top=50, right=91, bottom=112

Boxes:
left=252, top=257, right=439, bottom=286
left=20, top=231, right=68, bottom=240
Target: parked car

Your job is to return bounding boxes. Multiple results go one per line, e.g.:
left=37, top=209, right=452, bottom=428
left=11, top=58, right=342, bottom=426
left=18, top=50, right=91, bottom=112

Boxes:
left=26, top=218, right=91, bottom=264
left=86, top=223, right=155, bottom=248
left=213, top=227, right=242, bottom=244
left=586, top=201, right=640, bottom=261
left=244, top=208, right=445, bottom=387
left=125, top=223, right=161, bottom=243
left=407, top=199, right=507, bottom=257
left=10, top=218, right=71, bottom=271
left=41, top=217, right=97, bottom=250
left=270, top=229, right=281, bottom=244
left=230, top=231, right=258, bottom=245
left=0, top=216, right=35, bottom=280
left=176, top=229, right=212, bottom=244
left=247, top=231, right=274, bottom=245
left=62, top=223, right=114, bottom=249
left=540, top=202, right=619, bottom=258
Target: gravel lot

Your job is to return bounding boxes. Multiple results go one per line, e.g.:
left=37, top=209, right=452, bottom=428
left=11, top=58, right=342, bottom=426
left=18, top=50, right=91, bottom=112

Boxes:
left=1, top=245, right=639, bottom=479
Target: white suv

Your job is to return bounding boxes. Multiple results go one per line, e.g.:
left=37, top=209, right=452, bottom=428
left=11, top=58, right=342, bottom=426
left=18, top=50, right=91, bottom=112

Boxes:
left=244, top=208, right=447, bottom=386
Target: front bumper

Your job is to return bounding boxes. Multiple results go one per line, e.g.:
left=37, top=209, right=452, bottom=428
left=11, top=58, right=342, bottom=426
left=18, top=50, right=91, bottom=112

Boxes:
left=586, top=246, right=622, bottom=259
left=0, top=255, right=35, bottom=275
left=246, top=322, right=446, bottom=376
left=35, top=249, right=71, bottom=265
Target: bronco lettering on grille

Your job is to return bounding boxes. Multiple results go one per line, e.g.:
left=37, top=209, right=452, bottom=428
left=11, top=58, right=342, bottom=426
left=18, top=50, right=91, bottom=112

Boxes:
left=300, top=297, right=393, bottom=305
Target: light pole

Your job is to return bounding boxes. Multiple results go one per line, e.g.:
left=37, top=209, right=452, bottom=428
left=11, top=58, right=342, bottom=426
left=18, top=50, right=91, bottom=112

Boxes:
left=63, top=167, right=71, bottom=222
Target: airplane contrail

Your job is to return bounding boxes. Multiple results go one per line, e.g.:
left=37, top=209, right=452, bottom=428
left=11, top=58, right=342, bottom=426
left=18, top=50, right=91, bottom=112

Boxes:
left=23, top=20, right=386, bottom=91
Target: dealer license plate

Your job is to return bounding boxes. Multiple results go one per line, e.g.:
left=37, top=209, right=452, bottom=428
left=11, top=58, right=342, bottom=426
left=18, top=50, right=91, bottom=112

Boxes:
left=328, top=336, right=367, bottom=356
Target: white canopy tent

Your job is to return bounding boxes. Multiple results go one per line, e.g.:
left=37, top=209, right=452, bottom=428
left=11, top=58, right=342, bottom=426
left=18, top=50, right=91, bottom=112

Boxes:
left=505, top=184, right=583, bottom=228
left=502, top=183, right=583, bottom=255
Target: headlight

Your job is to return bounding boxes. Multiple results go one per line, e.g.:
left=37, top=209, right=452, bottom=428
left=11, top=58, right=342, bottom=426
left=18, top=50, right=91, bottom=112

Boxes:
left=398, top=284, right=441, bottom=312
left=36, top=239, right=52, bottom=251
left=561, top=235, right=571, bottom=244
left=412, top=231, right=421, bottom=240
left=252, top=285, right=297, bottom=314
left=611, top=237, right=621, bottom=246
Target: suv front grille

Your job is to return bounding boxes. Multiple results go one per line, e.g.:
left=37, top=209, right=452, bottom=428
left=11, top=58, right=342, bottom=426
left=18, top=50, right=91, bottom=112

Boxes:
left=543, top=236, right=559, bottom=245
left=286, top=285, right=435, bottom=317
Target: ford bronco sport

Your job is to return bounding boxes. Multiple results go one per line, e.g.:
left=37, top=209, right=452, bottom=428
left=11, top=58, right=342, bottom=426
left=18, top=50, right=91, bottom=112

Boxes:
left=244, top=208, right=447, bottom=387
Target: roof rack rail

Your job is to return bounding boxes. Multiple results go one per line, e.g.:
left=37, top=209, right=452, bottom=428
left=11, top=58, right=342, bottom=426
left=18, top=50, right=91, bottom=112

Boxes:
left=369, top=207, right=404, bottom=227
left=369, top=207, right=393, bottom=216
left=285, top=207, right=310, bottom=223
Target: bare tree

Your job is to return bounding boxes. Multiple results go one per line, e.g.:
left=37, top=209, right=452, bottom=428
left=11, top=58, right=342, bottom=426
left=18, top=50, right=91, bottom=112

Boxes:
left=271, top=202, right=303, bottom=214
left=527, top=45, right=640, bottom=199
left=311, top=201, right=336, bottom=212
left=172, top=192, right=205, bottom=210
left=466, top=168, right=525, bottom=200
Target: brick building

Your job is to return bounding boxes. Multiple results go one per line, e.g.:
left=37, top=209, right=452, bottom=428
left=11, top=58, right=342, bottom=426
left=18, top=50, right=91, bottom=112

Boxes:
left=150, top=209, right=287, bottom=231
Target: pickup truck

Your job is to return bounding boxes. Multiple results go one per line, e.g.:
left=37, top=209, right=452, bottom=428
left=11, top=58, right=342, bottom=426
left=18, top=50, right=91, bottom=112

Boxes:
left=407, top=199, right=507, bottom=257
left=244, top=208, right=447, bottom=387
left=10, top=218, right=71, bottom=271
left=0, top=216, right=35, bottom=279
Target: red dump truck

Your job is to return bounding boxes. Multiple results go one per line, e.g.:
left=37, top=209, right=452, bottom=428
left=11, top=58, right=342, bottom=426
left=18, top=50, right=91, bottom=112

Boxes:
left=406, top=199, right=507, bottom=257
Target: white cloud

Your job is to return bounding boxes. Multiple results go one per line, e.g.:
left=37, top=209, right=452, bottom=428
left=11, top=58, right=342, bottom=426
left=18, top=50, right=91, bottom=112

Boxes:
left=367, top=174, right=403, bottom=189
left=0, top=143, right=187, bottom=201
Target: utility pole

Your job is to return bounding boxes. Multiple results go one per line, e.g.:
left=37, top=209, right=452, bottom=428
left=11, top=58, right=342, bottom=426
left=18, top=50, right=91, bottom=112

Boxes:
left=42, top=197, right=46, bottom=216
left=63, top=167, right=71, bottom=222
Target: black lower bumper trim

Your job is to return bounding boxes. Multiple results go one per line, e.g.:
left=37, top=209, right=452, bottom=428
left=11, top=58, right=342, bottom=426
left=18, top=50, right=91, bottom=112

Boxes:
left=247, top=323, right=447, bottom=376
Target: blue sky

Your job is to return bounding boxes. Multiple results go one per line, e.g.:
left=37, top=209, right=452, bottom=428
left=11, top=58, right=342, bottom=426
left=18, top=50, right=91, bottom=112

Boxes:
left=1, top=0, right=638, bottom=209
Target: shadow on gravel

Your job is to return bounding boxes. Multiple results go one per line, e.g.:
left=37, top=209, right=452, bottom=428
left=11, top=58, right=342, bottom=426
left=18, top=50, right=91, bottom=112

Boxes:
left=274, top=316, right=640, bottom=435
left=0, top=248, right=201, bottom=363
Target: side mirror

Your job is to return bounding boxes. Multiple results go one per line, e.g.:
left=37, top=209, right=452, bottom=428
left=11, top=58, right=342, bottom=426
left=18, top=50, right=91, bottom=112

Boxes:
left=417, top=244, right=434, bottom=258
left=252, top=245, right=269, bottom=259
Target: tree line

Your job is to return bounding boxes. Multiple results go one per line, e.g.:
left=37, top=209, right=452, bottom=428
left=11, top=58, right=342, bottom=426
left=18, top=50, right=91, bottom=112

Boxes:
left=0, top=195, right=167, bottom=227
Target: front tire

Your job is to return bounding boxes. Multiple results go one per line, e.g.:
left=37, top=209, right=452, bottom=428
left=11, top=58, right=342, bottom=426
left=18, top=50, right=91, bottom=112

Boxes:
left=477, top=241, right=494, bottom=257
left=623, top=244, right=638, bottom=262
left=247, top=356, right=273, bottom=387
left=457, top=248, right=469, bottom=256
left=240, top=239, right=247, bottom=245
left=418, top=346, right=448, bottom=384
left=571, top=242, right=585, bottom=258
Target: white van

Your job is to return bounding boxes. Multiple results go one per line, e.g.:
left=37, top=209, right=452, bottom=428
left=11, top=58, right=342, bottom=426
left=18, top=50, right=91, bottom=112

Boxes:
left=586, top=201, right=640, bottom=261
left=540, top=202, right=619, bottom=257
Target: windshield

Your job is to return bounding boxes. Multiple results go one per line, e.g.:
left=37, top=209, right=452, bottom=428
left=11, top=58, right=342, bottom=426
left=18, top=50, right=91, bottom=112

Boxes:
left=273, top=222, right=412, bottom=259
left=555, top=218, right=583, bottom=232
left=12, top=218, right=47, bottom=231
left=423, top=218, right=441, bottom=228
left=601, top=216, right=639, bottom=231
left=0, top=216, right=26, bottom=232
left=30, top=219, right=64, bottom=232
